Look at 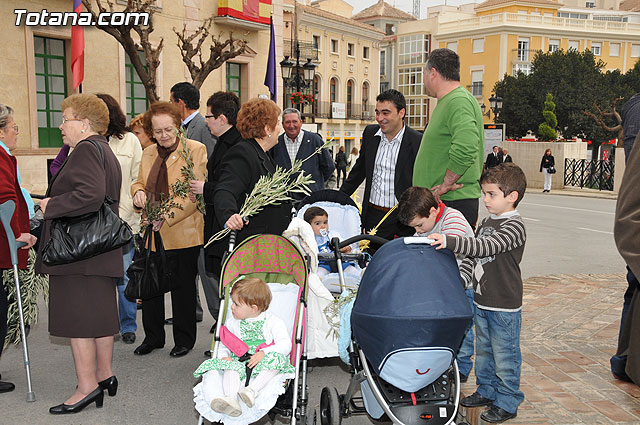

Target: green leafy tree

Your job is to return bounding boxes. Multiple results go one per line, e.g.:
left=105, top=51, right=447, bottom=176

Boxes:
left=537, top=93, right=558, bottom=141
left=493, top=72, right=537, bottom=138
left=493, top=50, right=640, bottom=144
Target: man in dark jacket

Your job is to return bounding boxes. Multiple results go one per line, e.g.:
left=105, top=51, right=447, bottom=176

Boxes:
left=170, top=82, right=217, bottom=157
left=612, top=132, right=640, bottom=384
left=189, top=92, right=242, bottom=337
left=611, top=96, right=640, bottom=380
left=485, top=146, right=502, bottom=169
left=271, top=108, right=334, bottom=201
left=341, top=89, right=421, bottom=241
left=170, top=82, right=218, bottom=325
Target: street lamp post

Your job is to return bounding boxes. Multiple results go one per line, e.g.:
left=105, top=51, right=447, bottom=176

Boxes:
left=481, top=94, right=503, bottom=123
left=280, top=41, right=316, bottom=113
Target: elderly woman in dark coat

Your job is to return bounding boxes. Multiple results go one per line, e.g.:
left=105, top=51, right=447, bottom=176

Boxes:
left=206, top=98, right=291, bottom=277
left=36, top=94, right=123, bottom=414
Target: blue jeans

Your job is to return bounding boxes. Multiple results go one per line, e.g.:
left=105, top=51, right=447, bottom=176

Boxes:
left=457, top=288, right=475, bottom=376
left=117, top=242, right=137, bottom=334
left=474, top=306, right=524, bottom=414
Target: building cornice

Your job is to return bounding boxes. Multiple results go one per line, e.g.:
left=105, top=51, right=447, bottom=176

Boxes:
left=475, top=0, right=563, bottom=13
left=438, top=12, right=640, bottom=38
left=300, top=14, right=385, bottom=41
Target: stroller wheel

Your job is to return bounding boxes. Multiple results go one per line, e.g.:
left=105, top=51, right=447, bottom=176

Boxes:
left=320, top=387, right=342, bottom=425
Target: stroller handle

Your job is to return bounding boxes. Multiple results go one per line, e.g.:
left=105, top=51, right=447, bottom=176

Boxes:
left=338, top=234, right=388, bottom=249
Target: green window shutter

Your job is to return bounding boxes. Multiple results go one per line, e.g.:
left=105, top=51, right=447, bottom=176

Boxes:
left=35, top=36, right=67, bottom=148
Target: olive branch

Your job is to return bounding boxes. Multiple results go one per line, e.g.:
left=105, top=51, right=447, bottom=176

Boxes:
left=172, top=127, right=206, bottom=214
left=204, top=139, right=335, bottom=247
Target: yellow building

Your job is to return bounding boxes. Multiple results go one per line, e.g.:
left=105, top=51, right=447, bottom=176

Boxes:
left=2, top=0, right=283, bottom=194
left=283, top=0, right=384, bottom=152
left=395, top=0, right=640, bottom=129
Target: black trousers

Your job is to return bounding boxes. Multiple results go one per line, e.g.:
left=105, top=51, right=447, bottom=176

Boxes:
left=443, top=198, right=480, bottom=230
left=141, top=246, right=200, bottom=349
left=336, top=167, right=347, bottom=187
left=363, top=206, right=414, bottom=252
left=0, top=272, right=7, bottom=357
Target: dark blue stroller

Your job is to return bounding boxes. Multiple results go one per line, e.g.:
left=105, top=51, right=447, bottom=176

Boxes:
left=320, top=237, right=473, bottom=425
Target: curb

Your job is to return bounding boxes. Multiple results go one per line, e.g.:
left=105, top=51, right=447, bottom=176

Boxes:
left=545, top=188, right=618, bottom=200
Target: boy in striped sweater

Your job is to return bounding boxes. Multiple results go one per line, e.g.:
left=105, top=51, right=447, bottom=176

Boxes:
left=429, top=163, right=527, bottom=424
left=398, top=186, right=476, bottom=383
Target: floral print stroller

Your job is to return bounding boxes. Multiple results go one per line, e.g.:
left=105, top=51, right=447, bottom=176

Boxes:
left=193, top=234, right=313, bottom=425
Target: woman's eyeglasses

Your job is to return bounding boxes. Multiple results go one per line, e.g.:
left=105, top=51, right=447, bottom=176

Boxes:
left=61, top=117, right=83, bottom=125
left=152, top=127, right=176, bottom=137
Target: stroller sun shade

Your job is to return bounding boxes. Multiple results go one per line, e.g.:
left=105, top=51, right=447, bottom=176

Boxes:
left=351, top=238, right=473, bottom=393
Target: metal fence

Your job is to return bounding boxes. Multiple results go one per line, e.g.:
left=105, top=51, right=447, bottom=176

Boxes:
left=563, top=158, right=614, bottom=191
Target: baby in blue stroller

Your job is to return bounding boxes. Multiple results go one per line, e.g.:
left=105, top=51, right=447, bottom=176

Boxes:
left=303, top=206, right=360, bottom=280
left=296, top=190, right=364, bottom=294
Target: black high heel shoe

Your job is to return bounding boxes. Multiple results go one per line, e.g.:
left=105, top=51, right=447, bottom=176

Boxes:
left=98, top=376, right=118, bottom=396
left=49, top=387, right=104, bottom=414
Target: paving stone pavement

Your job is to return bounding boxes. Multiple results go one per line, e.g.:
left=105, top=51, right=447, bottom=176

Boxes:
left=461, top=273, right=640, bottom=425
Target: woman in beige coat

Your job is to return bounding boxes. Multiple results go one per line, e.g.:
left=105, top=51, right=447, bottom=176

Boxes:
left=131, top=101, right=207, bottom=358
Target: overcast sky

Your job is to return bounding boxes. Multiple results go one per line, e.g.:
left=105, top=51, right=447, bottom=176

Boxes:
left=345, top=0, right=479, bottom=18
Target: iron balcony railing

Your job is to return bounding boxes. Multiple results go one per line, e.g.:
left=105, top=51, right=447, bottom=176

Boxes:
left=564, top=158, right=614, bottom=191
left=283, top=39, right=319, bottom=61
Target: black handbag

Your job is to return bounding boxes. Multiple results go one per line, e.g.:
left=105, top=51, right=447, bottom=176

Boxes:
left=125, top=227, right=178, bottom=301
left=42, top=139, right=133, bottom=266
left=547, top=166, right=557, bottom=174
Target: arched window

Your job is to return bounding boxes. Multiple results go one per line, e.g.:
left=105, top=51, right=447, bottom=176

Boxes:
left=362, top=81, right=370, bottom=118
left=346, top=80, right=353, bottom=118
left=330, top=77, right=337, bottom=104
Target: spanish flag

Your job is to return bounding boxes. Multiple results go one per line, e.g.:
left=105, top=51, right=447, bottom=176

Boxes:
left=71, top=0, right=84, bottom=89
left=217, top=0, right=272, bottom=25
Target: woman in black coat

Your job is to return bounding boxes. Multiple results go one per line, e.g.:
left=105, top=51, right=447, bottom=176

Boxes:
left=335, top=146, right=348, bottom=186
left=540, top=148, right=555, bottom=192
left=206, top=98, right=291, bottom=277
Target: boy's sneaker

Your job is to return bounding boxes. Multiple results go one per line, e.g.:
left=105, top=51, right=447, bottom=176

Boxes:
left=238, top=387, right=256, bottom=408
left=480, top=405, right=517, bottom=423
left=460, top=392, right=493, bottom=407
left=210, top=396, right=242, bottom=417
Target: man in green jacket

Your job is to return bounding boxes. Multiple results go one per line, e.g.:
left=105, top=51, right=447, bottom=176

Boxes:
left=413, top=48, right=484, bottom=227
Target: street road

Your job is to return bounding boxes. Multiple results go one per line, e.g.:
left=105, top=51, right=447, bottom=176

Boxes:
left=501, top=192, right=623, bottom=278
left=0, top=192, right=625, bottom=424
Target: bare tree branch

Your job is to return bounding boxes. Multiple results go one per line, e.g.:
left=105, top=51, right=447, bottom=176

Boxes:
left=174, top=19, right=249, bottom=89
left=584, top=97, right=624, bottom=146
left=82, top=0, right=162, bottom=102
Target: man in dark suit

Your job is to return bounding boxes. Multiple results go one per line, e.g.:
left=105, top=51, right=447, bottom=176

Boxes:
left=169, top=82, right=217, bottom=326
left=189, top=92, right=243, bottom=341
left=170, top=82, right=217, bottom=158
left=340, top=89, right=421, bottom=241
left=271, top=108, right=334, bottom=201
left=502, top=148, right=512, bottom=163
left=485, top=146, right=502, bottom=169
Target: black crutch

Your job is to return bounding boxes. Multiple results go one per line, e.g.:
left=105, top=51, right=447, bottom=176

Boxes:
left=0, top=200, right=36, bottom=402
